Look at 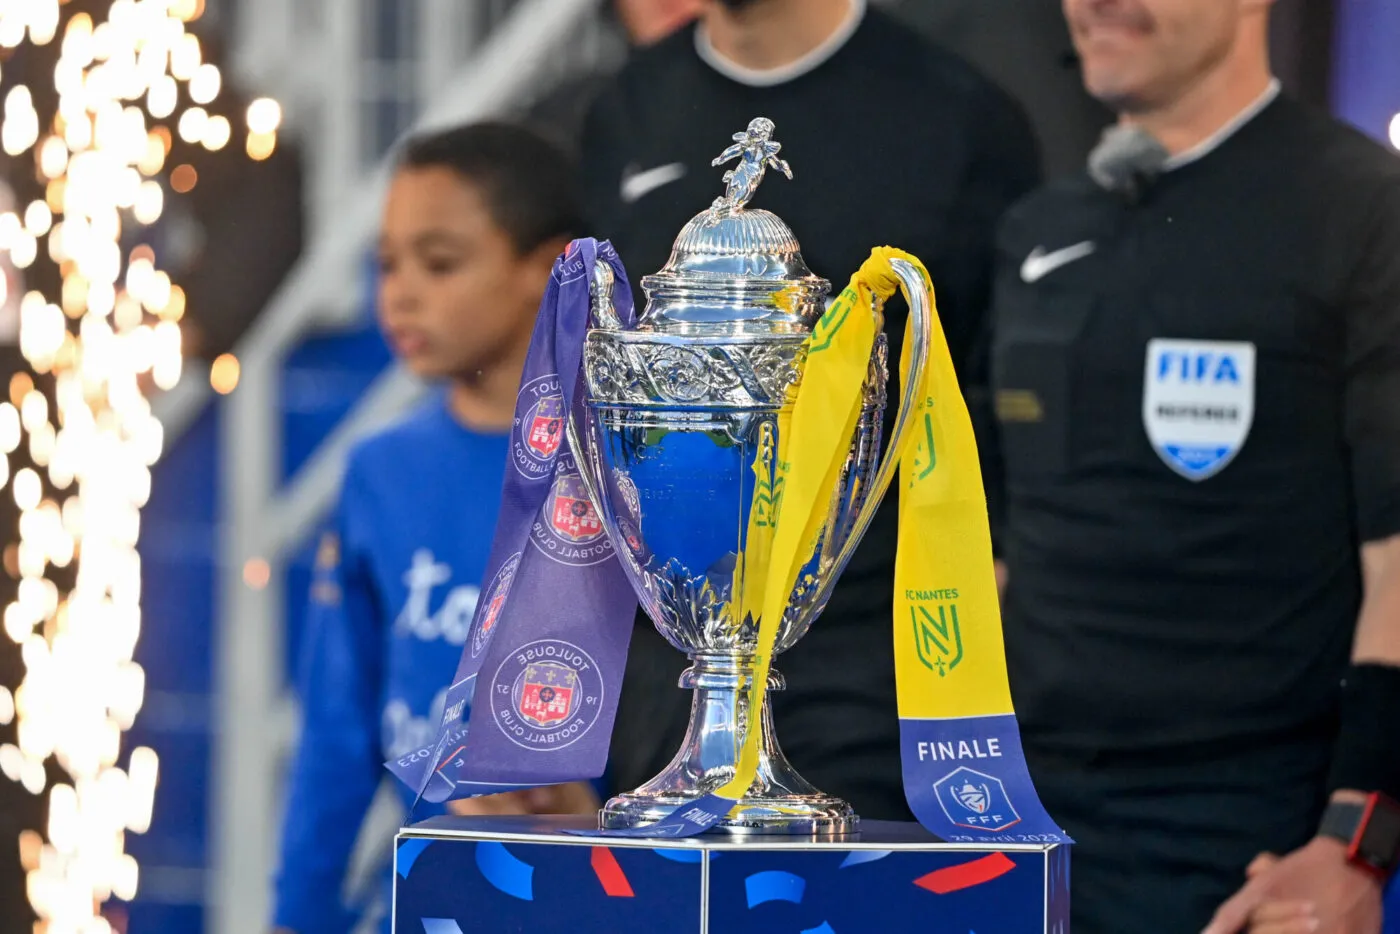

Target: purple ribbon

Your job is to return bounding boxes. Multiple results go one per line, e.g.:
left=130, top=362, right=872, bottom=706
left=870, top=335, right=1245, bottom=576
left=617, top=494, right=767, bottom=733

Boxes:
left=385, top=239, right=638, bottom=804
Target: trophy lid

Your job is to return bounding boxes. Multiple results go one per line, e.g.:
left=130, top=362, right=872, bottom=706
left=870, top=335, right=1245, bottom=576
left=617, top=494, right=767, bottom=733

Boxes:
left=637, top=118, right=830, bottom=334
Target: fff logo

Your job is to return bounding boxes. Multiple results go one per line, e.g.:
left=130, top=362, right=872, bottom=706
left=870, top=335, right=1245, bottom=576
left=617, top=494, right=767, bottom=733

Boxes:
left=909, top=589, right=963, bottom=677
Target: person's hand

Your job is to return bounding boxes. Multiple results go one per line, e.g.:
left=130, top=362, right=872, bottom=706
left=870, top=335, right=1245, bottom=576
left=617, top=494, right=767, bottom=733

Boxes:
left=1200, top=836, right=1384, bottom=934
left=446, top=781, right=600, bottom=818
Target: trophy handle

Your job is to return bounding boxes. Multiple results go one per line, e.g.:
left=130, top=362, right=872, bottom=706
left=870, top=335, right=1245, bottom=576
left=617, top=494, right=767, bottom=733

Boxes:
left=809, top=256, right=933, bottom=609
left=566, top=270, right=669, bottom=626
left=566, top=263, right=616, bottom=513
left=589, top=260, right=623, bottom=329
left=566, top=408, right=616, bottom=546
left=567, top=257, right=628, bottom=524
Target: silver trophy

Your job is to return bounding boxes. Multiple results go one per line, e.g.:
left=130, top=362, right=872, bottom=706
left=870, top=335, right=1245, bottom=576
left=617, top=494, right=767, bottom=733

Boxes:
left=575, top=118, right=933, bottom=834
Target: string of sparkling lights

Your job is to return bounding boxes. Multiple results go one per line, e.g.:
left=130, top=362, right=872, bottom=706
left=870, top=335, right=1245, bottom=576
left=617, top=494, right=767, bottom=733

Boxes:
left=0, top=1, right=281, bottom=931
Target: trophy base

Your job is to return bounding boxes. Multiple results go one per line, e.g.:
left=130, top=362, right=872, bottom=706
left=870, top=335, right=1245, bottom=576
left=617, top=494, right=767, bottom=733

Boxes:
left=600, top=653, right=859, bottom=836
left=600, top=789, right=858, bottom=836
left=396, top=815, right=1071, bottom=934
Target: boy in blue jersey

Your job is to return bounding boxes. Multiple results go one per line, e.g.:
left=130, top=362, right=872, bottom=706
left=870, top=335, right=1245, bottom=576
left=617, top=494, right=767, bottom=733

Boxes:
left=271, top=123, right=600, bottom=934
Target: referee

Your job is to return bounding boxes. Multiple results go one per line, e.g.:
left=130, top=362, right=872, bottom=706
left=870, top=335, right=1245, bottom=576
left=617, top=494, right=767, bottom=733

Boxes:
left=985, top=1, right=1400, bottom=933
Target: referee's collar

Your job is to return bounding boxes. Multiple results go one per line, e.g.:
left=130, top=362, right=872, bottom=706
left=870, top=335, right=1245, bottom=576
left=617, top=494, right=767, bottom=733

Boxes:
left=1161, top=77, right=1282, bottom=172
left=695, top=0, right=866, bottom=88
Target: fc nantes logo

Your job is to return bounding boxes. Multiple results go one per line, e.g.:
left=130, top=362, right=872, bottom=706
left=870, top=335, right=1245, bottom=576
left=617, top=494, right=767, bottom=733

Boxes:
left=751, top=422, right=784, bottom=529
left=909, top=407, right=937, bottom=488
left=910, top=590, right=963, bottom=677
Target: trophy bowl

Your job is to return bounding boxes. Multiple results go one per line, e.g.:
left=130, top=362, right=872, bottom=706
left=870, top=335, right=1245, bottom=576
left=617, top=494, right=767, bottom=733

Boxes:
left=573, top=118, right=931, bottom=834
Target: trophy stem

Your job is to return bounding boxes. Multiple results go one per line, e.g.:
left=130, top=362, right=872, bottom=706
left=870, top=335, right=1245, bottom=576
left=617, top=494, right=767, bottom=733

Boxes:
left=600, top=652, right=858, bottom=835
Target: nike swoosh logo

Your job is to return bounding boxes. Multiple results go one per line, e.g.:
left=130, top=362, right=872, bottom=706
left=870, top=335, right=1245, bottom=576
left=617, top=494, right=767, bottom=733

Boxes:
left=1020, top=241, right=1096, bottom=283
left=620, top=162, right=686, bottom=204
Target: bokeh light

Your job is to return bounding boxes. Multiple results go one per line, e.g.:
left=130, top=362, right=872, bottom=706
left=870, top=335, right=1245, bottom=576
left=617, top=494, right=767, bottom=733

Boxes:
left=247, top=131, right=276, bottom=161
left=210, top=353, right=240, bottom=394
left=169, top=162, right=197, bottom=193
left=242, top=557, right=270, bottom=590
left=246, top=97, right=281, bottom=135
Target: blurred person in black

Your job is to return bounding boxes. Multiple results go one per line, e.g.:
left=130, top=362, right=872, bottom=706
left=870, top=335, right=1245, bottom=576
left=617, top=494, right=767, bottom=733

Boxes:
left=983, top=0, right=1400, bottom=932
left=889, top=0, right=1112, bottom=178
left=523, top=0, right=706, bottom=148
left=886, top=0, right=1330, bottom=181
left=580, top=0, right=1040, bottom=822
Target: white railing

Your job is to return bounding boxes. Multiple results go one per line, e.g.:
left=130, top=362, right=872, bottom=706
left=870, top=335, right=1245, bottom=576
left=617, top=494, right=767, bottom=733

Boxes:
left=206, top=1, right=609, bottom=931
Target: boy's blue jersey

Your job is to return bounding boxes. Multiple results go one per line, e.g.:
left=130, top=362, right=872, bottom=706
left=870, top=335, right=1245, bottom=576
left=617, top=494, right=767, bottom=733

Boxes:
left=273, top=391, right=506, bottom=934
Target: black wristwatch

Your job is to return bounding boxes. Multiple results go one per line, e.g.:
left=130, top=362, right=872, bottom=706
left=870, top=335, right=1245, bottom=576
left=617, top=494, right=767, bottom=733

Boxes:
left=1318, top=792, right=1400, bottom=880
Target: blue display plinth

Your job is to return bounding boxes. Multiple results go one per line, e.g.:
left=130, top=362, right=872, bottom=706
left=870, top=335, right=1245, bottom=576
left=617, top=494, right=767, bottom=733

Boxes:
left=393, top=815, right=1069, bottom=933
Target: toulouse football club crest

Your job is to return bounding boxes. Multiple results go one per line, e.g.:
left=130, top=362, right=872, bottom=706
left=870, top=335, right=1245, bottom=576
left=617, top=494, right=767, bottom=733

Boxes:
left=527, top=396, right=564, bottom=459
left=470, top=552, right=521, bottom=659
left=490, top=639, right=603, bottom=750
left=530, top=454, right=613, bottom=566
left=517, top=661, right=576, bottom=727
left=513, top=374, right=565, bottom=480
left=550, top=476, right=602, bottom=542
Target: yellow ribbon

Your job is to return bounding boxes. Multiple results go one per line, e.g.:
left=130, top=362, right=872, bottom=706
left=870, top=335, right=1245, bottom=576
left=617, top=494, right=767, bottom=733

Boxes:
left=888, top=258, right=1013, bottom=719
left=720, top=254, right=878, bottom=803
left=720, top=246, right=1014, bottom=811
